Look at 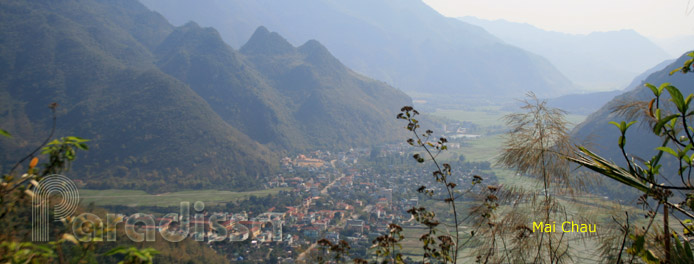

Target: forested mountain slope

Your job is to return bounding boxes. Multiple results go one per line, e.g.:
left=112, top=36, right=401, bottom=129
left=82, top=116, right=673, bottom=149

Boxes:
left=0, top=0, right=411, bottom=192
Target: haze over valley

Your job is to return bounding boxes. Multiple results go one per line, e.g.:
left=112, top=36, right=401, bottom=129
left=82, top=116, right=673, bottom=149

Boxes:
left=0, top=0, right=692, bottom=263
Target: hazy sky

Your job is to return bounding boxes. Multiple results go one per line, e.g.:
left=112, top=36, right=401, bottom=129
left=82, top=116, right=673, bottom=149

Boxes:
left=422, top=0, right=694, bottom=39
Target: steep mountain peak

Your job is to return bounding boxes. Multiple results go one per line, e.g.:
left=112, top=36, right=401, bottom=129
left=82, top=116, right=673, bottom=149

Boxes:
left=173, top=21, right=224, bottom=40
left=298, top=39, right=343, bottom=70
left=298, top=39, right=327, bottom=54
left=140, top=0, right=573, bottom=98
left=181, top=20, right=201, bottom=28
left=240, top=26, right=295, bottom=56
left=156, top=21, right=230, bottom=57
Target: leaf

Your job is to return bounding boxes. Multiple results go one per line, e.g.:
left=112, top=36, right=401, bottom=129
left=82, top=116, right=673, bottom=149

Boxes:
left=684, top=144, right=694, bottom=156
left=568, top=146, right=652, bottom=194
left=132, top=251, right=147, bottom=260
left=653, top=114, right=679, bottom=134
left=665, top=85, right=686, bottom=112
left=105, top=246, right=128, bottom=256
left=645, top=83, right=659, bottom=96
left=670, top=67, right=684, bottom=76
left=609, top=121, right=622, bottom=131
left=656, top=146, right=678, bottom=158
left=685, top=238, right=693, bottom=260
left=684, top=57, right=693, bottom=74
left=0, top=129, right=10, bottom=138
left=610, top=121, right=636, bottom=135
left=647, top=99, right=656, bottom=118
left=658, top=82, right=670, bottom=94
left=29, top=157, right=39, bottom=170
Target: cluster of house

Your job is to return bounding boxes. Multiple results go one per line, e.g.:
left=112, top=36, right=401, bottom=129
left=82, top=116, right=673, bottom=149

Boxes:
left=118, top=146, right=493, bottom=258
left=257, top=148, right=493, bottom=250
left=279, top=149, right=368, bottom=172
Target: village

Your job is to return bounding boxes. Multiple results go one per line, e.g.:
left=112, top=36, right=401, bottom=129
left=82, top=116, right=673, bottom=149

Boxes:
left=115, top=132, right=497, bottom=262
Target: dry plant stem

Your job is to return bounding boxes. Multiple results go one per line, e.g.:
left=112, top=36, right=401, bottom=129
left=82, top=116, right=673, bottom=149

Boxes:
left=630, top=201, right=660, bottom=263
left=500, top=230, right=511, bottom=263
left=671, top=213, right=694, bottom=238
left=551, top=210, right=569, bottom=262
left=620, top=146, right=635, bottom=174
left=647, top=182, right=694, bottom=190
left=688, top=165, right=693, bottom=188
left=499, top=93, right=577, bottom=263
left=668, top=201, right=694, bottom=218
left=680, top=113, right=694, bottom=151
left=57, top=243, right=66, bottom=264
left=533, top=102, right=554, bottom=264
left=412, top=128, right=460, bottom=263
left=615, top=212, right=629, bottom=264
left=680, top=158, right=688, bottom=187
left=664, top=200, right=671, bottom=263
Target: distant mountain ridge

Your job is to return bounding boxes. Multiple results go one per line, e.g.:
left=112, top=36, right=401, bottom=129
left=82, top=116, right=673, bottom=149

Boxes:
left=547, top=59, right=675, bottom=115
left=140, top=0, right=575, bottom=99
left=0, top=0, right=411, bottom=192
left=571, top=52, right=694, bottom=186
left=459, top=16, right=671, bottom=91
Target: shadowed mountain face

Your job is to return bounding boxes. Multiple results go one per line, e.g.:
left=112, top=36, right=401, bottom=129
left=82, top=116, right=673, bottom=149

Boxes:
left=0, top=0, right=411, bottom=192
left=140, top=0, right=575, bottom=99
left=571, top=52, right=694, bottom=194
left=460, top=16, right=672, bottom=91
left=156, top=24, right=411, bottom=151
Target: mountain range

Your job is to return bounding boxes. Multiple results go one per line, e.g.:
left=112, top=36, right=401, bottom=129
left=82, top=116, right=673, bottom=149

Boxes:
left=0, top=0, right=411, bottom=192
left=546, top=59, right=675, bottom=115
left=139, top=0, right=574, bottom=100
left=459, top=16, right=672, bottom=92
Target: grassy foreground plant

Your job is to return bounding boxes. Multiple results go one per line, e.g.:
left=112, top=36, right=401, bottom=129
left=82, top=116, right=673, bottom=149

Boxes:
left=569, top=52, right=694, bottom=263
left=390, top=96, right=596, bottom=263
left=497, top=92, right=578, bottom=263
